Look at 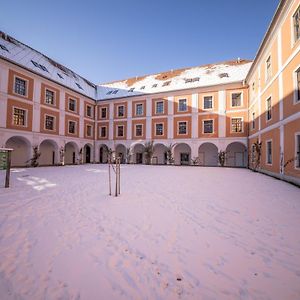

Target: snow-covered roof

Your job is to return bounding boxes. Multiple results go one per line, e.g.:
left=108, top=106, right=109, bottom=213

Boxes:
left=0, top=31, right=97, bottom=99
left=97, top=59, right=252, bottom=100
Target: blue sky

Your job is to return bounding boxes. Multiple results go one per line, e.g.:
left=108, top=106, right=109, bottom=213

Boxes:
left=1, top=0, right=279, bottom=84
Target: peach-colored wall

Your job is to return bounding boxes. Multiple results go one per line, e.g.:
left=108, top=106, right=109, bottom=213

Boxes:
left=173, top=94, right=192, bottom=115
left=132, top=119, right=146, bottom=140
left=114, top=102, right=128, bottom=119
left=226, top=111, right=248, bottom=138
left=113, top=121, right=127, bottom=140
left=40, top=83, right=60, bottom=109
left=198, top=114, right=219, bottom=138
left=40, top=107, right=59, bottom=135
left=97, top=122, right=109, bottom=140
left=173, top=116, right=192, bottom=139
left=98, top=103, right=110, bottom=120
left=65, top=115, right=80, bottom=138
left=152, top=98, right=168, bottom=116
left=132, top=100, right=146, bottom=118
left=198, top=91, right=219, bottom=113
left=84, top=120, right=94, bottom=139
left=151, top=117, right=168, bottom=139
left=65, top=93, right=80, bottom=115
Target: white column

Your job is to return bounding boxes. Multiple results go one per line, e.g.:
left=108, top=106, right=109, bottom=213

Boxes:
left=146, top=97, right=152, bottom=139
left=109, top=102, right=114, bottom=140
left=79, top=98, right=84, bottom=138
left=258, top=65, right=262, bottom=132
left=218, top=90, right=226, bottom=138
left=168, top=96, right=174, bottom=139
left=32, top=79, right=41, bottom=133
left=0, top=67, right=8, bottom=128
left=191, top=93, right=198, bottom=138
left=127, top=100, right=132, bottom=140
left=59, top=91, right=65, bottom=135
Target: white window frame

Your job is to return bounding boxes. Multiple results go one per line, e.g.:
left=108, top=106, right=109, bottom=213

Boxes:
left=230, top=91, right=243, bottom=108
left=178, top=98, right=188, bottom=112
left=251, top=144, right=256, bottom=163
left=134, top=123, right=143, bottom=137
left=135, top=103, right=144, bottom=116
left=116, top=125, right=125, bottom=137
left=13, top=75, right=28, bottom=98
left=86, top=124, right=93, bottom=137
left=251, top=111, right=255, bottom=130
left=266, top=95, right=272, bottom=122
left=68, top=120, right=77, bottom=134
left=230, top=117, right=244, bottom=133
left=155, top=100, right=164, bottom=114
left=203, top=95, right=214, bottom=110
left=86, top=104, right=93, bottom=117
left=265, top=54, right=272, bottom=82
left=202, top=119, right=214, bottom=134
left=45, top=88, right=56, bottom=106
left=293, top=65, right=300, bottom=105
left=68, top=98, right=77, bottom=112
left=295, top=132, right=300, bottom=169
left=177, top=121, right=188, bottom=135
left=99, top=125, right=107, bottom=138
left=100, top=107, right=107, bottom=119
left=117, top=105, right=125, bottom=118
left=291, top=4, right=300, bottom=46
left=155, top=122, right=164, bottom=136
left=44, top=114, right=56, bottom=131
left=266, top=139, right=273, bottom=166
left=12, top=106, right=28, bottom=127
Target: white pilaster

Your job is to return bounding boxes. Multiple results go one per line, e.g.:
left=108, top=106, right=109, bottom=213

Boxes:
left=146, top=97, right=152, bottom=139
left=218, top=90, right=226, bottom=138
left=191, top=93, right=198, bottom=138
left=127, top=101, right=132, bottom=140
left=109, top=102, right=114, bottom=140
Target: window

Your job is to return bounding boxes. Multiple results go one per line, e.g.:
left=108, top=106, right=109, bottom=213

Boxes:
left=31, top=60, right=48, bottom=73
left=106, top=91, right=113, bottom=95
left=296, top=134, right=300, bottom=168
left=163, top=81, right=171, bottom=86
left=178, top=121, right=187, bottom=135
left=135, top=124, right=143, bottom=137
left=203, top=96, right=213, bottom=109
left=117, top=105, right=125, bottom=117
left=57, top=73, right=64, bottom=79
left=266, top=141, right=272, bottom=164
left=155, top=123, right=163, bottom=136
left=45, top=115, right=54, bottom=130
left=86, top=105, right=92, bottom=117
left=136, top=103, right=144, bottom=116
left=76, top=83, right=83, bottom=90
left=0, top=44, right=9, bottom=52
left=231, top=93, right=242, bottom=107
left=156, top=101, right=164, bottom=114
left=101, top=107, right=107, bottom=119
left=68, top=121, right=76, bottom=134
left=69, top=99, right=76, bottom=112
left=117, top=125, right=124, bottom=137
left=140, top=86, right=145, bottom=90
left=100, top=126, right=107, bottom=138
left=266, top=56, right=272, bottom=80
left=128, top=88, right=135, bottom=92
left=252, top=112, right=255, bottom=129
left=203, top=120, right=213, bottom=133
left=152, top=84, right=158, bottom=88
left=231, top=118, right=243, bottom=133
left=266, top=97, right=272, bottom=121
left=251, top=144, right=256, bottom=163
left=294, top=5, right=300, bottom=42
left=178, top=99, right=187, bottom=112
left=296, top=67, right=300, bottom=102
left=14, top=77, right=27, bottom=96
left=112, top=90, right=118, bottom=94
left=86, top=125, right=92, bottom=137
left=45, top=89, right=55, bottom=105
left=13, top=108, right=26, bottom=126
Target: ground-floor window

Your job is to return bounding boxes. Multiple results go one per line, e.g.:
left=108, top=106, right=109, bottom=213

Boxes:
left=117, top=125, right=124, bottom=137
left=266, top=140, right=272, bottom=165
left=155, top=123, right=163, bottom=136
left=231, top=118, right=243, bottom=133
left=135, top=124, right=143, bottom=137
left=178, top=121, right=187, bottom=135
left=296, top=134, right=300, bottom=168
left=45, top=115, right=55, bottom=130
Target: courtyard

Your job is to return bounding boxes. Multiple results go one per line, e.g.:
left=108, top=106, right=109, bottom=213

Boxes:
left=0, top=165, right=300, bottom=299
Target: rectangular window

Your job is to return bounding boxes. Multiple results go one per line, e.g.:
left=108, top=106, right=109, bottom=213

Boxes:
left=87, top=105, right=92, bottom=117
left=203, top=96, right=213, bottom=109
left=267, top=141, right=272, bottom=164
left=68, top=121, right=76, bottom=134
left=231, top=118, right=243, bottom=133
left=294, top=5, right=300, bottom=42
left=69, top=99, right=76, bottom=112
left=101, top=107, right=107, bottom=119
left=252, top=112, right=255, bottom=129
left=136, top=103, right=144, bottom=116
left=178, top=121, right=187, bottom=135
left=296, top=67, right=300, bottom=102
left=117, top=125, right=124, bottom=137
left=266, top=56, right=272, bottom=81
left=251, top=144, right=256, bottom=163
left=155, top=123, right=163, bottom=136
left=100, top=126, right=107, bottom=138
left=266, top=97, right=272, bottom=121
left=203, top=120, right=213, bottom=133
left=14, top=77, right=27, bottom=96
left=178, top=99, right=187, bottom=112
left=135, top=124, right=143, bottom=137
left=86, top=125, right=92, bottom=137
left=117, top=105, right=125, bottom=117
left=231, top=93, right=242, bottom=107
left=13, top=108, right=26, bottom=126
left=296, top=134, right=300, bottom=168
left=45, top=89, right=55, bottom=105
left=156, top=101, right=164, bottom=114
left=45, top=115, right=54, bottom=130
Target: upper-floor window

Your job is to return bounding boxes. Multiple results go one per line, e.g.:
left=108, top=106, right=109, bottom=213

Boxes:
left=266, top=140, right=272, bottom=165
left=86, top=125, right=92, bottom=137
left=155, top=123, right=163, bottom=136
left=252, top=112, right=255, bottom=130
left=101, top=107, right=107, bottom=119
left=45, top=115, right=54, bottom=130
left=86, top=105, right=92, bottom=117
left=178, top=99, right=187, bottom=112
left=14, top=77, right=27, bottom=96
left=203, top=96, right=213, bottom=109
left=203, top=120, right=213, bottom=134
left=68, top=121, right=76, bottom=134
left=231, top=93, right=242, bottom=107
left=266, top=97, right=272, bottom=121
left=156, top=101, right=164, bottom=114
left=135, top=124, right=143, bottom=137
left=136, top=103, right=144, bottom=116
left=117, top=125, right=124, bottom=137
left=296, top=67, right=300, bottom=102
left=178, top=121, right=187, bottom=135
left=69, top=99, right=76, bottom=112
left=293, top=5, right=300, bottom=42
left=266, top=56, right=272, bottom=81
left=117, top=105, right=125, bottom=117
left=13, top=108, right=26, bottom=126
left=231, top=118, right=243, bottom=133
left=100, top=126, right=107, bottom=138
left=296, top=134, right=300, bottom=168
left=45, top=89, right=55, bottom=105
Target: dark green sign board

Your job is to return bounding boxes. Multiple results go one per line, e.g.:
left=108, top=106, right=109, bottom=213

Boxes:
left=0, top=152, right=7, bottom=170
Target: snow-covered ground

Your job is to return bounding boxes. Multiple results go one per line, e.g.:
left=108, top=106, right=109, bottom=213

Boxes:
left=0, top=165, right=300, bottom=300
